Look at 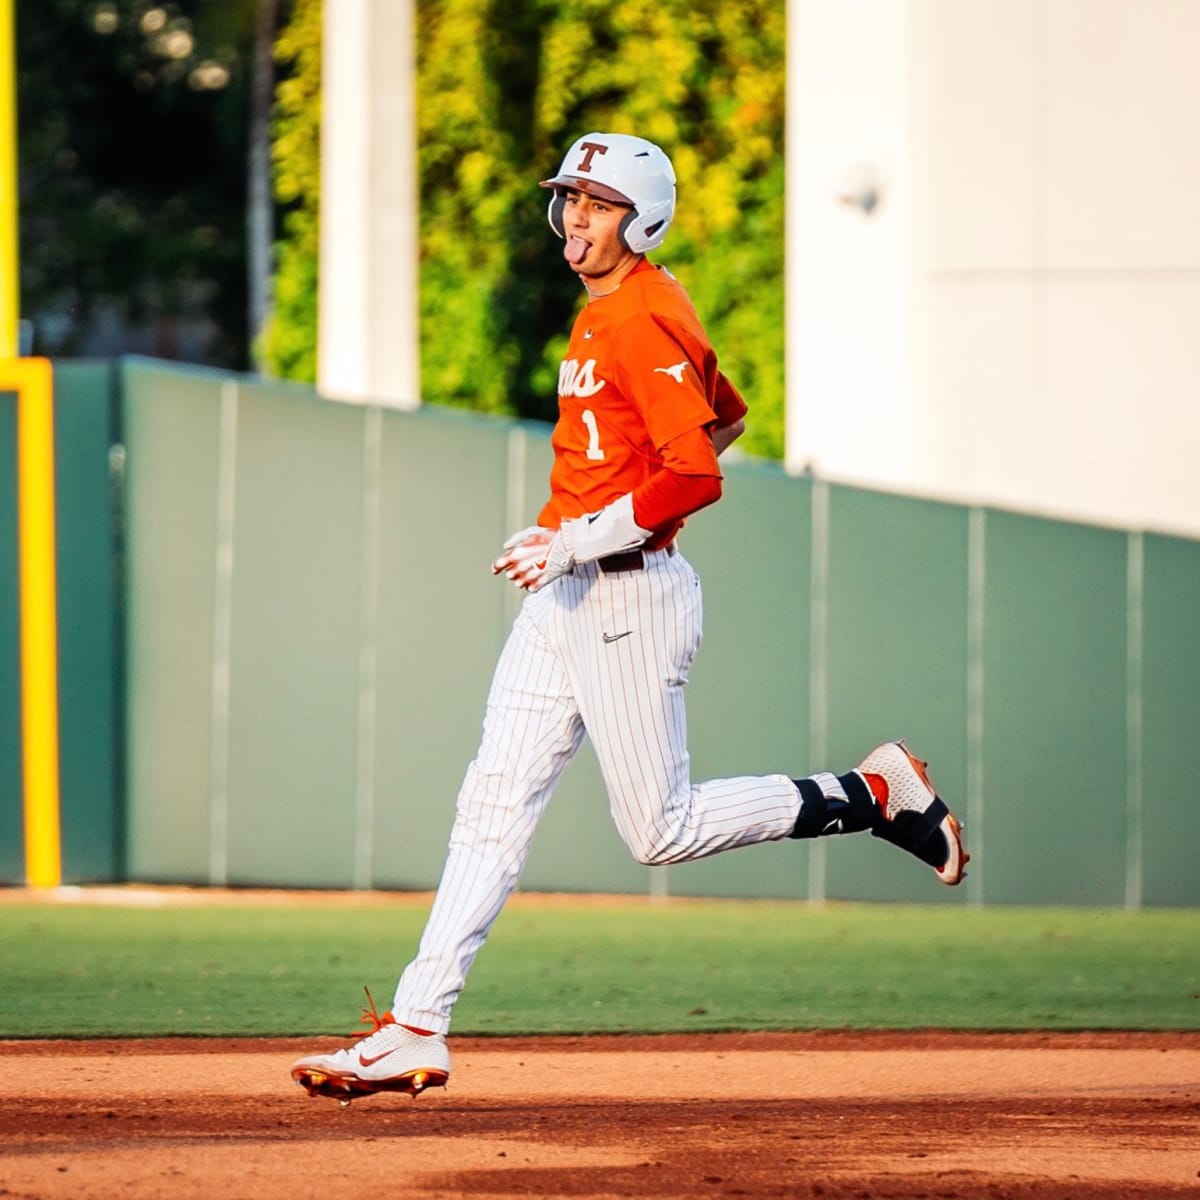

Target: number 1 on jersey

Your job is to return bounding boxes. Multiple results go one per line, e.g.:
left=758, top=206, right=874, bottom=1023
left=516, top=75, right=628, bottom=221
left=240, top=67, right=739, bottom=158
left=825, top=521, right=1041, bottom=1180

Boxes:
left=581, top=409, right=605, bottom=460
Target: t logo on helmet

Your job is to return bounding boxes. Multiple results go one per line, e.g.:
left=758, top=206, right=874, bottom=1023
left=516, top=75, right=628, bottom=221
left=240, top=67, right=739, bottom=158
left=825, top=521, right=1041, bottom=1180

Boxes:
left=575, top=142, right=608, bottom=173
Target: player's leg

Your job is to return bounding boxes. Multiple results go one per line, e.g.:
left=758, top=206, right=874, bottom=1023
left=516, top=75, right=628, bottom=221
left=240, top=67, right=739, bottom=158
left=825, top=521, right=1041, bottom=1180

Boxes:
left=390, top=591, right=585, bottom=1031
left=567, top=551, right=802, bottom=863
left=574, top=551, right=966, bottom=883
left=291, top=594, right=584, bottom=1099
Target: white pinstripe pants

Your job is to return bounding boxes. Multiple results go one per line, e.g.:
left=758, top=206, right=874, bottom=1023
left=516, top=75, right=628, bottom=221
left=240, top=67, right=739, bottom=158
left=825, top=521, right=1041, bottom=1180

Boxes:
left=391, top=547, right=802, bottom=1033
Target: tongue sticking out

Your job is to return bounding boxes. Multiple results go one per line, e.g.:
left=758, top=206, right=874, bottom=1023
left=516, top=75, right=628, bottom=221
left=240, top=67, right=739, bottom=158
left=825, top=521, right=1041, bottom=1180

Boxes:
left=564, top=236, right=589, bottom=265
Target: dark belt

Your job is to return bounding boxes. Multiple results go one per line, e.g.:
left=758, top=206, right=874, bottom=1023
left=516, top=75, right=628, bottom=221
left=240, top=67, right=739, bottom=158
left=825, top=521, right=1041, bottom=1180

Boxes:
left=597, top=543, right=676, bottom=574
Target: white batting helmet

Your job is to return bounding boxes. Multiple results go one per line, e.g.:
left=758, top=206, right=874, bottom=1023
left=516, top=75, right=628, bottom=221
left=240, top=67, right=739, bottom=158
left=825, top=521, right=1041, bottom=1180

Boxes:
left=539, top=132, right=676, bottom=254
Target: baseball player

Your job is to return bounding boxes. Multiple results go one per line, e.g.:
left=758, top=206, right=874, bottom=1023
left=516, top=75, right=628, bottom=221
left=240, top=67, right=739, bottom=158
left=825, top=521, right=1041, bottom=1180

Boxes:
left=291, top=132, right=969, bottom=1103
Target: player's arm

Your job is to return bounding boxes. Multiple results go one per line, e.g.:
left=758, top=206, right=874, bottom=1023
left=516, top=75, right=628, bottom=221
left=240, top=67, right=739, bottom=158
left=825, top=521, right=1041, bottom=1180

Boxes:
left=630, top=424, right=723, bottom=529
left=710, top=370, right=747, bottom=457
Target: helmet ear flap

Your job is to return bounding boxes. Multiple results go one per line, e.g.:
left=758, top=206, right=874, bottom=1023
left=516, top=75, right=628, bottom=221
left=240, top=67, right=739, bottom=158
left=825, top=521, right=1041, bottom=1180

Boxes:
left=547, top=191, right=567, bottom=239
left=617, top=208, right=637, bottom=252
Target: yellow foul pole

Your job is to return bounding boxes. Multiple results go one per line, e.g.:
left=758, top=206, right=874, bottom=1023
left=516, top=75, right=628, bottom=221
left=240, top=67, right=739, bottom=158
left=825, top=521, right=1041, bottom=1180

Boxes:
left=0, top=8, right=60, bottom=887
left=0, top=0, right=15, bottom=356
left=7, top=358, right=61, bottom=888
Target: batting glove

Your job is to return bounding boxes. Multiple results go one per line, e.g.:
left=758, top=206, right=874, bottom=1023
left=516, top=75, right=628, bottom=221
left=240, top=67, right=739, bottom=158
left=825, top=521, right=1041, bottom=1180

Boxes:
left=493, top=495, right=651, bottom=593
left=565, top=493, right=651, bottom=564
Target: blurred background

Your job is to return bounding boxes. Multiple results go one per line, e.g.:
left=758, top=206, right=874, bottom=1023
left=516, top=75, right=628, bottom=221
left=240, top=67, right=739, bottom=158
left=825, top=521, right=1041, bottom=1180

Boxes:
left=15, top=2, right=261, bottom=370
left=10, top=0, right=1199, bottom=528
left=14, top=0, right=786, bottom=443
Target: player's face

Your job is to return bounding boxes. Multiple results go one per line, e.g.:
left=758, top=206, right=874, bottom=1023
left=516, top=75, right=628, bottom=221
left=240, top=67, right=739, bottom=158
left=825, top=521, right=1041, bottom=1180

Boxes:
left=561, top=190, right=639, bottom=287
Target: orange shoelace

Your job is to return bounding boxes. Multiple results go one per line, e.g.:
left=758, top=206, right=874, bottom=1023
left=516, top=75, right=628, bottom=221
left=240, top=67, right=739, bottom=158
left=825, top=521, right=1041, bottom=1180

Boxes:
left=351, top=986, right=396, bottom=1040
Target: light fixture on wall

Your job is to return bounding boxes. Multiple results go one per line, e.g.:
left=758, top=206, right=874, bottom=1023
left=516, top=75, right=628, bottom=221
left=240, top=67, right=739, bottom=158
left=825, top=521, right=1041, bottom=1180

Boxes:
left=834, top=163, right=884, bottom=216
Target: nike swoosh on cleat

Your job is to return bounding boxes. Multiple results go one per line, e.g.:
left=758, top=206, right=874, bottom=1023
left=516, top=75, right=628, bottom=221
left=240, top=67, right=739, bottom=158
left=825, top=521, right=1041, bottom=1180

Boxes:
left=358, top=1047, right=402, bottom=1068
left=602, top=630, right=633, bottom=643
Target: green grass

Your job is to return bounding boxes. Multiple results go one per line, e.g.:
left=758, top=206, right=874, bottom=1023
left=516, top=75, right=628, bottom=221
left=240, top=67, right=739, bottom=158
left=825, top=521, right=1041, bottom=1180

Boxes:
left=2, top=895, right=1197, bottom=1038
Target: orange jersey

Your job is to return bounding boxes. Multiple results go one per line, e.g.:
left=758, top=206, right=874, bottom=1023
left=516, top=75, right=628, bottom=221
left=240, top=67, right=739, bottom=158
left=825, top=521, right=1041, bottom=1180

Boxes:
left=538, top=259, right=747, bottom=548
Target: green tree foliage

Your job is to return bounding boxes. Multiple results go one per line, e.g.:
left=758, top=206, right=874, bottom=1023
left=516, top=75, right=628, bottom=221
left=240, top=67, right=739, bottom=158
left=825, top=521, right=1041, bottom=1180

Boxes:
left=415, top=0, right=531, bottom=414
left=17, top=1, right=256, bottom=367
left=267, top=0, right=786, bottom=456
left=258, top=0, right=319, bottom=381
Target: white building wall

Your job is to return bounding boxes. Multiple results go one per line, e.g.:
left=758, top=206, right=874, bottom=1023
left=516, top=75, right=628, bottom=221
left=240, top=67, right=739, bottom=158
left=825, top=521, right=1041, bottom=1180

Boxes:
left=785, top=0, right=914, bottom=489
left=789, top=0, right=1200, bottom=536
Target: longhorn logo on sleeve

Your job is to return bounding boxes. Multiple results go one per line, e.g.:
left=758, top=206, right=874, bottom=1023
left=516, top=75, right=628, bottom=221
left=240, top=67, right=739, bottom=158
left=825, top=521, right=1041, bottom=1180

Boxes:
left=654, top=362, right=689, bottom=383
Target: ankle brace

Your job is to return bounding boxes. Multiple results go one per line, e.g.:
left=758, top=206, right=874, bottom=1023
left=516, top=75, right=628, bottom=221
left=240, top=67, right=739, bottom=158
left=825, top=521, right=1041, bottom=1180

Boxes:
left=788, top=771, right=879, bottom=839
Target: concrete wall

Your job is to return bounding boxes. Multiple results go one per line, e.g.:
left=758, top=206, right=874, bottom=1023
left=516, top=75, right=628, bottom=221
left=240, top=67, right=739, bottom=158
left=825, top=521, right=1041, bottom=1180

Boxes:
left=102, top=360, right=1200, bottom=906
left=788, top=0, right=1200, bottom=537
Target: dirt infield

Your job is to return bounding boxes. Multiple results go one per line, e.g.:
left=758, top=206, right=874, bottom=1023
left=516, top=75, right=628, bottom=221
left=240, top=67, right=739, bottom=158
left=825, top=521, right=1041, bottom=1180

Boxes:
left=2, top=1032, right=1198, bottom=1199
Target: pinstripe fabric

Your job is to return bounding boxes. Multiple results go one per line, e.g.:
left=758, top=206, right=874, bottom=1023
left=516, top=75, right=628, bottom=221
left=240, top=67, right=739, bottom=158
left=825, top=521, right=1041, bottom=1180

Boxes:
left=391, top=547, right=802, bottom=1033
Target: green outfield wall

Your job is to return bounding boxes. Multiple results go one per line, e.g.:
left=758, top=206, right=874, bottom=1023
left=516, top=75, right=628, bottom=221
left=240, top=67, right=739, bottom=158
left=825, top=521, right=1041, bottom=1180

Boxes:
left=3, top=357, right=1199, bottom=905
left=52, top=363, right=123, bottom=882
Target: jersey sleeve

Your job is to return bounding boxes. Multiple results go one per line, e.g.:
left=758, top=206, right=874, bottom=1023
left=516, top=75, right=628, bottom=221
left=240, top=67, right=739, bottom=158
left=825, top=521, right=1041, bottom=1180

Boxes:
left=630, top=421, right=725, bottom=530
left=611, top=312, right=718, bottom=450
left=660, top=420, right=722, bottom=478
left=647, top=308, right=748, bottom=430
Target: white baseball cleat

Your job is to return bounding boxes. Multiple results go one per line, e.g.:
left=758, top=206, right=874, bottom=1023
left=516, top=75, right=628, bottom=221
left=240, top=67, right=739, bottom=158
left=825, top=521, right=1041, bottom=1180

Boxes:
left=856, top=739, right=969, bottom=886
left=291, top=994, right=450, bottom=1102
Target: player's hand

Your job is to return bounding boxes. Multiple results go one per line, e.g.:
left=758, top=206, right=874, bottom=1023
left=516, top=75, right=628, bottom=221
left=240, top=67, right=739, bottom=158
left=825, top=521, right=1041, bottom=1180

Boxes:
left=492, top=526, right=553, bottom=580
left=493, top=526, right=574, bottom=592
